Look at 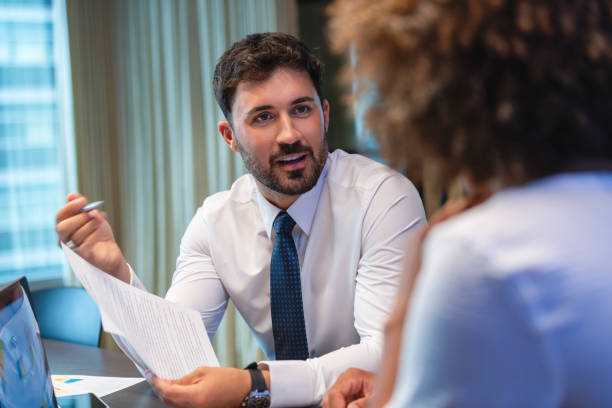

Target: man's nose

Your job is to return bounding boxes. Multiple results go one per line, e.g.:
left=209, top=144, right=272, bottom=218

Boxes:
left=276, top=114, right=300, bottom=145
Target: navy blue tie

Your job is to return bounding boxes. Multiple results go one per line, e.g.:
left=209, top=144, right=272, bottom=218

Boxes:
left=270, top=211, right=309, bottom=360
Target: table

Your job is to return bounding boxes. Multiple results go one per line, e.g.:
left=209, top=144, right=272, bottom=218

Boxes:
left=44, top=338, right=168, bottom=408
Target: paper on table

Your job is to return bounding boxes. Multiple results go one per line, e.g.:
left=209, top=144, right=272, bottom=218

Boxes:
left=52, top=374, right=144, bottom=397
left=61, top=243, right=219, bottom=379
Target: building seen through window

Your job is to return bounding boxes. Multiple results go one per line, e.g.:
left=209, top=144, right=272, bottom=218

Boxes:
left=0, top=0, right=75, bottom=285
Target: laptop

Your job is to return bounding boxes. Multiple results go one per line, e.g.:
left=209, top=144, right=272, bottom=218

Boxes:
left=0, top=278, right=106, bottom=408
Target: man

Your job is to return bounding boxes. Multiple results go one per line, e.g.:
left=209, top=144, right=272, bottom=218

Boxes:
left=56, top=32, right=425, bottom=407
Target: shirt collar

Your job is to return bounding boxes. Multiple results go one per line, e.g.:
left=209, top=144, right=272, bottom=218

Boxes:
left=255, top=159, right=329, bottom=239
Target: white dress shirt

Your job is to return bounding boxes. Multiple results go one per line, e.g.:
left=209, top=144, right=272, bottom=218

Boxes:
left=131, top=149, right=426, bottom=406
left=388, top=172, right=612, bottom=407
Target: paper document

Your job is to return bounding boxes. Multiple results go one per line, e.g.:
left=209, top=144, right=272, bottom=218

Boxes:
left=52, top=374, right=144, bottom=397
left=61, top=243, right=219, bottom=379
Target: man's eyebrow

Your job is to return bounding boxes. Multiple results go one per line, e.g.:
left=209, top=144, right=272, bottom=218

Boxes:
left=291, top=96, right=315, bottom=105
left=246, top=105, right=273, bottom=116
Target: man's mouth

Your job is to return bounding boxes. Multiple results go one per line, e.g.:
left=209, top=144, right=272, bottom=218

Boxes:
left=275, top=153, right=308, bottom=170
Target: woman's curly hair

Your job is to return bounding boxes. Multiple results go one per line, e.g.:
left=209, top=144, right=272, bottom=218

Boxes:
left=329, top=0, right=612, bottom=185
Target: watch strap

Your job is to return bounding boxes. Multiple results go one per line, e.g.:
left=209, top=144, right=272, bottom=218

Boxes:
left=240, top=362, right=270, bottom=408
left=247, top=365, right=268, bottom=392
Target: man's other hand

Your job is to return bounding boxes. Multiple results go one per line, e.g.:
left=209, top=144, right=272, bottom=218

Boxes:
left=148, top=367, right=252, bottom=408
left=55, top=192, right=130, bottom=282
left=322, top=368, right=375, bottom=408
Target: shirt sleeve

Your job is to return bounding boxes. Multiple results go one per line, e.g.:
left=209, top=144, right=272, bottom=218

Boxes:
left=164, top=206, right=229, bottom=339
left=264, top=175, right=427, bottom=407
left=386, top=231, right=561, bottom=408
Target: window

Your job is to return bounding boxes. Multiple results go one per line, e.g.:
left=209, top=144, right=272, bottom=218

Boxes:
left=0, top=0, right=75, bottom=285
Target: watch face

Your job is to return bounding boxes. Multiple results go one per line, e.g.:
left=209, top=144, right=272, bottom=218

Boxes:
left=246, top=391, right=271, bottom=408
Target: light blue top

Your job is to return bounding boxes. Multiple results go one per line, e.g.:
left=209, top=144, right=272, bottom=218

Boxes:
left=388, top=172, right=612, bottom=407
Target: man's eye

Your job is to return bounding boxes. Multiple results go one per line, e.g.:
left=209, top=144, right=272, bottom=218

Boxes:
left=293, top=105, right=310, bottom=115
left=254, top=112, right=273, bottom=123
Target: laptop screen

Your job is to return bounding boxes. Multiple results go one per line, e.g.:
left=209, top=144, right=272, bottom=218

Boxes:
left=0, top=279, right=57, bottom=408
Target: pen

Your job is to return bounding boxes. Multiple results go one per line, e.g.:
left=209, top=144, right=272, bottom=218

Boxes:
left=79, top=201, right=104, bottom=213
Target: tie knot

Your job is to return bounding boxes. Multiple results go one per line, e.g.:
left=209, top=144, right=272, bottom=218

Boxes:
left=273, top=211, right=296, bottom=235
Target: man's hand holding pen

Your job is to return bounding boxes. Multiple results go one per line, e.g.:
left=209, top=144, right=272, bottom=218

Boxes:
left=55, top=192, right=131, bottom=283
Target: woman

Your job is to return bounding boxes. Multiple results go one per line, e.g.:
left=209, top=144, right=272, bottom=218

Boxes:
left=325, top=1, right=612, bottom=407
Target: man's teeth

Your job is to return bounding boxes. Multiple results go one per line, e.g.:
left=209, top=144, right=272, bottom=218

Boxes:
left=279, top=155, right=304, bottom=163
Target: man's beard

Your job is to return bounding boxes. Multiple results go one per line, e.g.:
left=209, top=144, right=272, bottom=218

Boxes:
left=237, top=140, right=328, bottom=196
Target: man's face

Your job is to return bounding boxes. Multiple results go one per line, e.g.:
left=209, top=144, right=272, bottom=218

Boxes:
left=221, top=68, right=329, bottom=198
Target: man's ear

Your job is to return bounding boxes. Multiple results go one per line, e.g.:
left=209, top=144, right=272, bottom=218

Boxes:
left=322, top=99, right=330, bottom=133
left=218, top=120, right=239, bottom=153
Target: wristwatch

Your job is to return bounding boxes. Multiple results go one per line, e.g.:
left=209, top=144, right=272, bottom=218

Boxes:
left=240, top=362, right=271, bottom=408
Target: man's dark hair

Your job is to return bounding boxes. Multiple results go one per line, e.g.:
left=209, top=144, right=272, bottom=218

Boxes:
left=330, top=0, right=612, bottom=185
left=213, top=32, right=324, bottom=122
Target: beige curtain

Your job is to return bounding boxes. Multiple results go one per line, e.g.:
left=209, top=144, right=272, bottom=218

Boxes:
left=65, top=0, right=297, bottom=367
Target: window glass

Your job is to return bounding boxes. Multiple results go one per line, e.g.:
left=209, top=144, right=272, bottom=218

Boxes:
left=0, top=0, right=74, bottom=284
